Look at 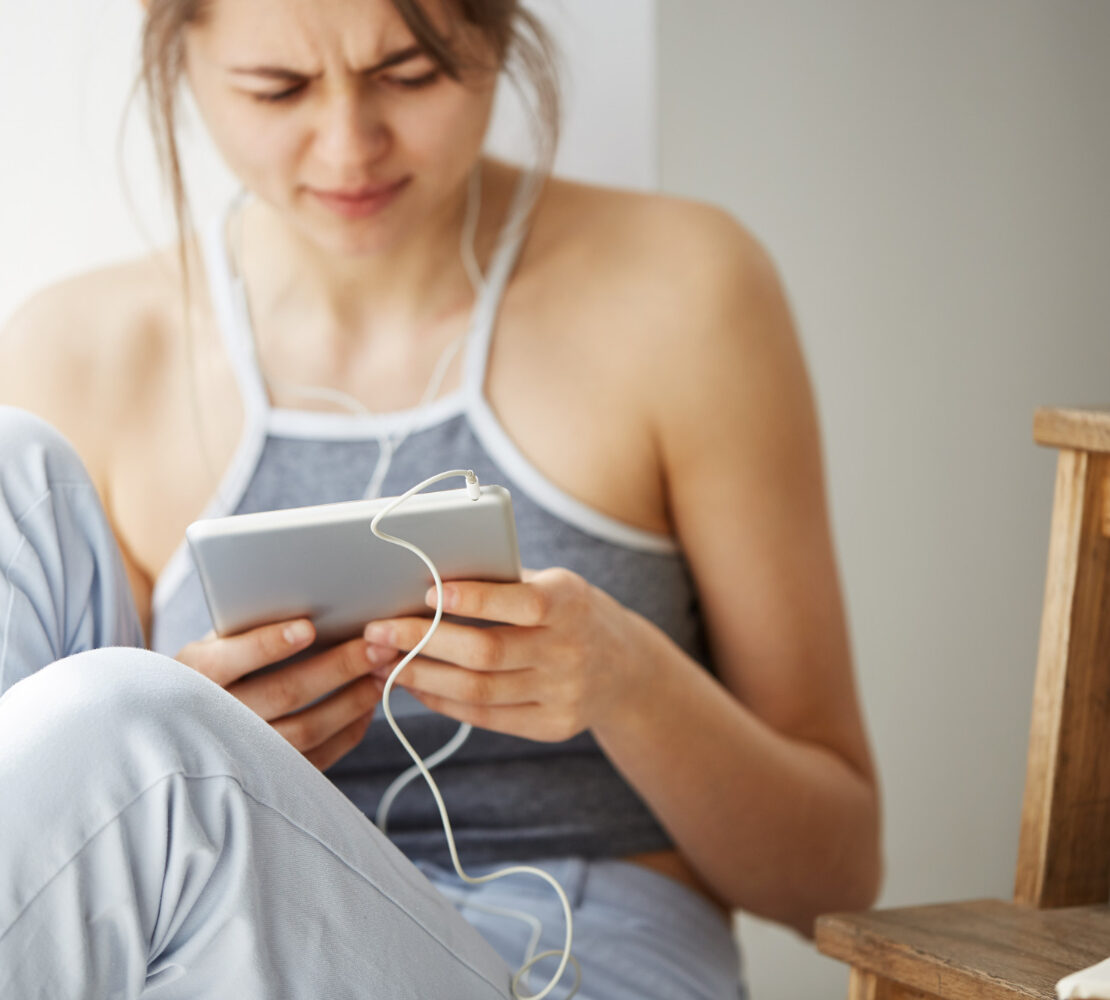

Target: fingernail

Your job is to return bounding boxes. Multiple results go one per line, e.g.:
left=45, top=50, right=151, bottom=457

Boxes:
left=365, top=644, right=389, bottom=665
left=427, top=586, right=457, bottom=611
left=283, top=622, right=312, bottom=644
left=364, top=624, right=392, bottom=645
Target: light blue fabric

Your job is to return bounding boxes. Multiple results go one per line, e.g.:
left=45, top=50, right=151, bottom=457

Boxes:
left=0, top=407, right=144, bottom=689
left=419, top=859, right=746, bottom=1000
left=0, top=406, right=748, bottom=997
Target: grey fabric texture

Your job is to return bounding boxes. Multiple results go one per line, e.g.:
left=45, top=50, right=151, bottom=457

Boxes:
left=152, top=417, right=713, bottom=865
left=150, top=176, right=716, bottom=867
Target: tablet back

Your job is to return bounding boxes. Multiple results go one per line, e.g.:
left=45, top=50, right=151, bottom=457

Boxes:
left=185, top=485, right=521, bottom=646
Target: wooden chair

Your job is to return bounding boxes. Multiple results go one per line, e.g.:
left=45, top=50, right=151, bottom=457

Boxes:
left=816, top=407, right=1110, bottom=1000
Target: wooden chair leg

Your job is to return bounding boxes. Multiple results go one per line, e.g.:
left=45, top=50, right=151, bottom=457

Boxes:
left=849, top=968, right=942, bottom=1000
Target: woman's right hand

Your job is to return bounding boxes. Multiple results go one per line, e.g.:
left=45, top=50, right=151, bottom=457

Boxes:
left=176, top=619, right=388, bottom=771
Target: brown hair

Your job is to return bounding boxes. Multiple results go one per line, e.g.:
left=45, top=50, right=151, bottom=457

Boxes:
left=133, top=0, right=561, bottom=307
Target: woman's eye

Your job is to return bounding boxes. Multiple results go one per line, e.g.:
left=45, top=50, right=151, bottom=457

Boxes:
left=247, top=68, right=439, bottom=104
left=384, top=69, right=441, bottom=90
left=253, top=84, right=305, bottom=103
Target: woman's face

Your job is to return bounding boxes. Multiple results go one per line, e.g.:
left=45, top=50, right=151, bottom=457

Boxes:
left=183, top=0, right=499, bottom=256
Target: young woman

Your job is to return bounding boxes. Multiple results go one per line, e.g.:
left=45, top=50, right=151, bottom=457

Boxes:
left=0, top=1, right=881, bottom=997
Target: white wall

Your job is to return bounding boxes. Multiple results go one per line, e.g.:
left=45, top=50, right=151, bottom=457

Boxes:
left=658, top=2, right=1110, bottom=997
left=0, top=0, right=656, bottom=324
left=487, top=0, right=657, bottom=190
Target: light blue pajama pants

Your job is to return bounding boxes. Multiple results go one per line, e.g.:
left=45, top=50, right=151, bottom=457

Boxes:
left=0, top=406, right=746, bottom=999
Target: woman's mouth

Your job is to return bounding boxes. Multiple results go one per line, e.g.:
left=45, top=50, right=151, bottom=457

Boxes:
left=310, top=177, right=412, bottom=219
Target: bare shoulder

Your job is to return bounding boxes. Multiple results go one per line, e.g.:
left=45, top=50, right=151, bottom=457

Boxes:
left=0, top=249, right=188, bottom=487
left=526, top=175, right=798, bottom=421
left=529, top=175, right=785, bottom=358
left=534, top=173, right=773, bottom=276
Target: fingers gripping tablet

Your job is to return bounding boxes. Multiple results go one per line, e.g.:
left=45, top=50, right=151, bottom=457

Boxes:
left=185, top=485, right=522, bottom=647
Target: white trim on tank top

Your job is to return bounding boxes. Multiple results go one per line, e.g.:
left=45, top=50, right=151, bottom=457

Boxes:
left=152, top=167, right=677, bottom=621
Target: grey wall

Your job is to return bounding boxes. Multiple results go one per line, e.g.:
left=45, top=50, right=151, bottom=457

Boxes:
left=658, top=2, right=1110, bottom=996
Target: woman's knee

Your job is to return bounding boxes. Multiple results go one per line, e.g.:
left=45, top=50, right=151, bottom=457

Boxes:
left=0, top=411, right=144, bottom=674
left=0, top=406, right=94, bottom=512
left=4, top=645, right=305, bottom=791
left=0, top=406, right=86, bottom=472
left=26, top=645, right=215, bottom=702
left=0, top=648, right=243, bottom=779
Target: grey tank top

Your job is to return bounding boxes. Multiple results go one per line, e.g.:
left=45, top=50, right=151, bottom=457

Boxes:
left=151, top=174, right=714, bottom=865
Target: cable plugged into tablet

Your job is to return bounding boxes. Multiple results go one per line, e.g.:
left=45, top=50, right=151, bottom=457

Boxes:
left=370, top=469, right=580, bottom=1000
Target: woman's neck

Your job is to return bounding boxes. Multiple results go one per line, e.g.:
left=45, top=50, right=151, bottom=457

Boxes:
left=236, top=171, right=490, bottom=349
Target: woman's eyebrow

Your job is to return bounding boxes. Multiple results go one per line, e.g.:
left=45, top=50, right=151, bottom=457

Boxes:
left=227, top=45, right=425, bottom=80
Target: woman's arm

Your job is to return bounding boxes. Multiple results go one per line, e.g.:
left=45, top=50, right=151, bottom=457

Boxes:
left=600, top=205, right=882, bottom=933
left=361, top=201, right=881, bottom=935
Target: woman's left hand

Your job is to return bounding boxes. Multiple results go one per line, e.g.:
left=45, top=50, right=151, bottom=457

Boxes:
left=362, top=567, right=647, bottom=742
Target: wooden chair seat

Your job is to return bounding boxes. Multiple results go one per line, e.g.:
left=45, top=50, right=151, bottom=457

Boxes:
left=816, top=408, right=1110, bottom=1000
left=818, top=900, right=1110, bottom=1000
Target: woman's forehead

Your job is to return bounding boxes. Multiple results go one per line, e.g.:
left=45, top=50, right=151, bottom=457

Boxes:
left=198, top=0, right=449, bottom=67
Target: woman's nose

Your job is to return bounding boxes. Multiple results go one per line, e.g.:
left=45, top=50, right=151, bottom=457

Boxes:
left=314, top=85, right=390, bottom=167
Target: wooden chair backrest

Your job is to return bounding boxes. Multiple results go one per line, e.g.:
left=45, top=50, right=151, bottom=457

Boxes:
left=1016, top=407, right=1110, bottom=907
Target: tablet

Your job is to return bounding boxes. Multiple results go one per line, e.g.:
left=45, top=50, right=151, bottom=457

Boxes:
left=185, top=485, right=522, bottom=647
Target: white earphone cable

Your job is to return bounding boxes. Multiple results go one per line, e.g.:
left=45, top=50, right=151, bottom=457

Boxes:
left=374, top=711, right=471, bottom=832
left=228, top=171, right=576, bottom=996
left=371, top=470, right=579, bottom=1000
